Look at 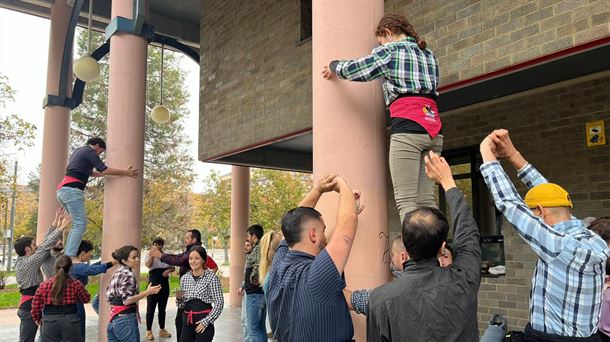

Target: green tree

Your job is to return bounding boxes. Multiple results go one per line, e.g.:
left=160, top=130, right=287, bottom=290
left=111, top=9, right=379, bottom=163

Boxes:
left=197, top=169, right=311, bottom=264
left=0, top=74, right=36, bottom=213
left=69, top=30, right=196, bottom=248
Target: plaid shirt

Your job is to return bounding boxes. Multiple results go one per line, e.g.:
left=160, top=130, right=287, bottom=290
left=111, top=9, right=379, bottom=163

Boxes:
left=31, top=276, right=90, bottom=322
left=105, top=265, right=138, bottom=305
left=331, top=36, right=439, bottom=106
left=481, top=161, right=610, bottom=337
left=178, top=270, right=224, bottom=326
left=351, top=269, right=404, bottom=315
left=15, top=228, right=63, bottom=291
left=245, top=242, right=261, bottom=285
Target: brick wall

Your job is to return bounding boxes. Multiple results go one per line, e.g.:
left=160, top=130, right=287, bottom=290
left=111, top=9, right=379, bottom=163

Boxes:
left=199, top=0, right=311, bottom=160
left=384, top=0, right=610, bottom=85
left=441, top=71, right=610, bottom=332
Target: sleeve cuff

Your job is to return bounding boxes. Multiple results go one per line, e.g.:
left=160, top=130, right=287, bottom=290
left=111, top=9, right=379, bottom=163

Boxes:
left=329, top=60, right=339, bottom=73
left=105, top=262, right=113, bottom=269
left=479, top=160, right=501, bottom=176
left=516, top=163, right=532, bottom=178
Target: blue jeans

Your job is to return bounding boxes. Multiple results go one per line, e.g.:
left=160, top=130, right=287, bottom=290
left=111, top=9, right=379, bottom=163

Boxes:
left=241, top=295, right=249, bottom=340
left=56, top=187, right=87, bottom=257
left=107, top=313, right=139, bottom=342
left=245, top=293, right=266, bottom=342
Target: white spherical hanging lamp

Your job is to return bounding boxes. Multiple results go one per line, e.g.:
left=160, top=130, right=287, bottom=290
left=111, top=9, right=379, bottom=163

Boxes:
left=151, top=104, right=171, bottom=124
left=151, top=44, right=171, bottom=124
left=73, top=0, right=100, bottom=82
left=73, top=56, right=101, bottom=82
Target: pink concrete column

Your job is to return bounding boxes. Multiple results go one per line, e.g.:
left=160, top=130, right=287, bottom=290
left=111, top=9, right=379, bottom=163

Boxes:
left=36, top=0, right=72, bottom=243
left=312, top=1, right=386, bottom=340
left=97, top=1, right=148, bottom=340
left=229, top=166, right=250, bottom=307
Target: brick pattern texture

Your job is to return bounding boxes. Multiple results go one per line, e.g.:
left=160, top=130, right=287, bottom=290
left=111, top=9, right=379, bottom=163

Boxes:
left=199, top=0, right=312, bottom=160
left=384, top=0, right=610, bottom=85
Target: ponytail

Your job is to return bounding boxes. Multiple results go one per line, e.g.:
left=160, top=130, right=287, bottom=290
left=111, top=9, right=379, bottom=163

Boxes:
left=376, top=14, right=427, bottom=50
left=51, top=255, right=72, bottom=305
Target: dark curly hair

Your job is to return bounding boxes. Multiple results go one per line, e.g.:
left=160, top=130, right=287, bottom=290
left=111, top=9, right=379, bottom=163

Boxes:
left=376, top=13, right=427, bottom=49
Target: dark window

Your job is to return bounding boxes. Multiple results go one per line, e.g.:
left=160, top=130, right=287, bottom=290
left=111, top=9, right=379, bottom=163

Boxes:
left=438, top=146, right=505, bottom=276
left=300, top=0, right=312, bottom=41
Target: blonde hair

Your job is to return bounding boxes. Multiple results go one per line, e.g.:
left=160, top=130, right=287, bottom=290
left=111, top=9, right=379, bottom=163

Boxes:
left=259, top=230, right=283, bottom=285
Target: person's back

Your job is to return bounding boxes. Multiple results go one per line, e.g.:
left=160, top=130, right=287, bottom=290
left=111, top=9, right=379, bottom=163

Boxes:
left=368, top=258, right=479, bottom=341
left=268, top=246, right=353, bottom=342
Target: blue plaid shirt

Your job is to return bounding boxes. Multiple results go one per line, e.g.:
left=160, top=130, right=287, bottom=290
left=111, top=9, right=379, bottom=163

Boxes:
left=481, top=161, right=610, bottom=337
left=331, top=36, right=439, bottom=106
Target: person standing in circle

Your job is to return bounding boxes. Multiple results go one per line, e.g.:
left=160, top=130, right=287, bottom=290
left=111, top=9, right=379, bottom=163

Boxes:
left=106, top=245, right=161, bottom=342
left=178, top=246, right=224, bottom=342
left=323, top=13, right=442, bottom=222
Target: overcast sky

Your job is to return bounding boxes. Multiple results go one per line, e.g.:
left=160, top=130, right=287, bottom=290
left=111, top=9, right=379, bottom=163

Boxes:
left=0, top=8, right=230, bottom=193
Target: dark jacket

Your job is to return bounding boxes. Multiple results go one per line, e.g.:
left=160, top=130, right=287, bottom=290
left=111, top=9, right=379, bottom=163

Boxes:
left=367, top=188, right=482, bottom=342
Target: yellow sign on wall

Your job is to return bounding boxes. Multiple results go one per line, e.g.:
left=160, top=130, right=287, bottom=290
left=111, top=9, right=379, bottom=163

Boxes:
left=586, top=119, right=606, bottom=147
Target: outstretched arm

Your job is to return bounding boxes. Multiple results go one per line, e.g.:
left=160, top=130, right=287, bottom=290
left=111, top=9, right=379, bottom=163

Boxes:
left=93, top=166, right=138, bottom=178
left=325, top=177, right=359, bottom=275
left=480, top=135, right=564, bottom=261
left=323, top=46, right=391, bottom=82
left=425, top=152, right=481, bottom=275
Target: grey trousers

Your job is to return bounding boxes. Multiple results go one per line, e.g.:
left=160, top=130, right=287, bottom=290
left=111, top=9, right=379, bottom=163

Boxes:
left=40, top=313, right=81, bottom=342
left=18, top=305, right=38, bottom=342
left=389, top=133, right=444, bottom=222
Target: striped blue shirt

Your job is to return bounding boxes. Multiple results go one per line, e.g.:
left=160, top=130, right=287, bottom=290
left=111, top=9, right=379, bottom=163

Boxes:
left=332, top=36, right=439, bottom=106
left=481, top=161, right=609, bottom=337
left=266, top=243, right=353, bottom=342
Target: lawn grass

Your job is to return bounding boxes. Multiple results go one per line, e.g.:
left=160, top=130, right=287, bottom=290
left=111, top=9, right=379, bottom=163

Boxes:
left=0, top=273, right=229, bottom=309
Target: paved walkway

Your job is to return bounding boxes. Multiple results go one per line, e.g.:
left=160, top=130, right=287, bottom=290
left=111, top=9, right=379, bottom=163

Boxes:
left=0, top=294, right=245, bottom=342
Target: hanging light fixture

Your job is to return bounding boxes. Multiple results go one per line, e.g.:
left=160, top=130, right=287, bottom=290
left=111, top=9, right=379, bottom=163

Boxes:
left=73, top=0, right=101, bottom=82
left=151, top=44, right=171, bottom=124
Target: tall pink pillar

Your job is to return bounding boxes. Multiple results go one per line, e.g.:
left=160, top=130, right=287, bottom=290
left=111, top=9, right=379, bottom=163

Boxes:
left=229, top=166, right=250, bottom=307
left=312, top=1, right=386, bottom=340
left=98, top=1, right=148, bottom=340
left=36, top=0, right=72, bottom=243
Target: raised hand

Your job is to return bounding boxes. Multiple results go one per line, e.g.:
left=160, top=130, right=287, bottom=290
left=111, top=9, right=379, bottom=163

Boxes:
left=424, top=151, right=456, bottom=191
left=354, top=190, right=365, bottom=215
left=52, top=207, right=66, bottom=227
left=489, top=129, right=517, bottom=159
left=148, top=247, right=163, bottom=259
left=57, top=212, right=73, bottom=231
left=316, top=174, right=338, bottom=194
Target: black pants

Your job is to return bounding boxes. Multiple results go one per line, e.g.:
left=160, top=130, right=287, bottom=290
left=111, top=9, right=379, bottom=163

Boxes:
left=175, top=308, right=184, bottom=341
left=146, top=276, right=170, bottom=330
left=525, top=323, right=602, bottom=342
left=17, top=302, right=37, bottom=342
left=179, top=300, right=214, bottom=342
left=40, top=312, right=81, bottom=342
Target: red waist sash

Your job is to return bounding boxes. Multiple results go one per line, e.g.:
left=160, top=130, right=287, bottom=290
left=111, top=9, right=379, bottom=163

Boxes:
left=110, top=304, right=140, bottom=323
left=56, top=176, right=84, bottom=190
left=19, top=295, right=34, bottom=307
left=185, top=309, right=212, bottom=325
left=389, top=96, right=442, bottom=138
